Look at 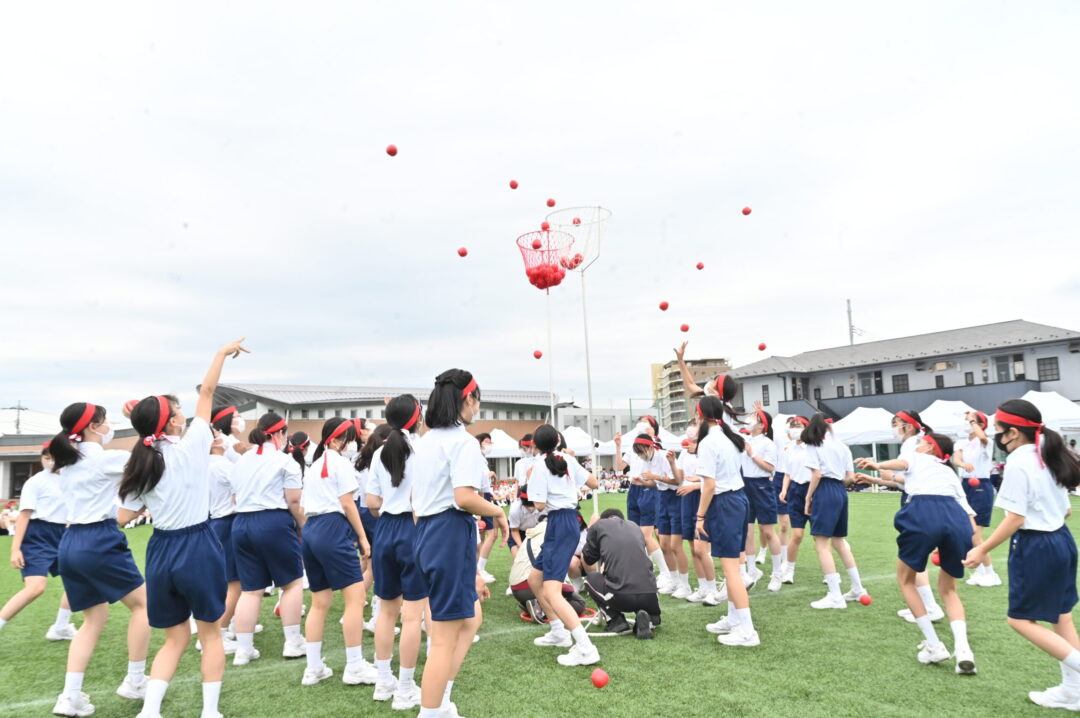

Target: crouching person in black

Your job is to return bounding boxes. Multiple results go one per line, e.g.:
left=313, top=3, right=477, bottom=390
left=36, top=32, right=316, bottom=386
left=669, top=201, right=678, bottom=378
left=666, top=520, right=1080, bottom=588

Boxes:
left=582, top=509, right=661, bottom=639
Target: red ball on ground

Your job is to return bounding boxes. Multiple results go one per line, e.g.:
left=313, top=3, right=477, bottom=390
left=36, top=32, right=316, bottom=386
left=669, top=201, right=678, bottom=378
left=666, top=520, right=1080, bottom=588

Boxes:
left=531, top=239, right=542, bottom=249
left=859, top=594, right=872, bottom=606
left=659, top=301, right=669, bottom=311
left=931, top=550, right=941, bottom=566
left=742, top=206, right=751, bottom=215
left=591, top=669, right=609, bottom=689
left=509, top=179, right=519, bottom=189
left=457, top=247, right=468, bottom=257
left=541, top=221, right=550, bottom=231
left=533, top=350, right=543, bottom=359
left=696, top=262, right=704, bottom=270
left=386, top=144, right=398, bottom=157
left=680, top=324, right=689, bottom=332
left=758, top=343, right=767, bottom=351
left=968, top=478, right=980, bottom=487
left=547, top=198, right=556, bottom=208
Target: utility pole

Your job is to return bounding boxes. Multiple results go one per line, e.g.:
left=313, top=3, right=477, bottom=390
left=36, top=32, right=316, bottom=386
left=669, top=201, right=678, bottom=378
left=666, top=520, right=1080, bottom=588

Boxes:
left=1, top=401, right=27, bottom=434
left=847, top=299, right=855, bottom=347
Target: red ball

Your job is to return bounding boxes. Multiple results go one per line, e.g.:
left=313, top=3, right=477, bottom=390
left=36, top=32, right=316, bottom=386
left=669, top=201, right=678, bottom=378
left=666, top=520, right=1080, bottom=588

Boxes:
left=533, top=350, right=543, bottom=359
left=123, top=399, right=138, bottom=412
left=758, top=343, right=767, bottom=351
left=742, top=206, right=751, bottom=215
left=696, top=262, right=704, bottom=270
left=931, top=550, right=941, bottom=566
left=659, top=301, right=669, bottom=311
left=531, top=239, right=542, bottom=249
left=859, top=594, right=872, bottom=606
left=509, top=179, right=519, bottom=189
left=968, top=478, right=980, bottom=487
left=457, top=247, right=468, bottom=257
left=386, top=144, right=398, bottom=157
left=680, top=324, right=689, bottom=332
left=572, top=217, right=581, bottom=225
left=547, top=198, right=556, bottom=207
left=681, top=439, right=690, bottom=448
left=591, top=668, right=609, bottom=689
left=541, top=221, right=550, bottom=231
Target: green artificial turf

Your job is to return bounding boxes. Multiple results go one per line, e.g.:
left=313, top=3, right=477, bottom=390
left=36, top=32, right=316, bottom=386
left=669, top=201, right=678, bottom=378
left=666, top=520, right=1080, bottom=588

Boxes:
left=1, top=492, right=1078, bottom=717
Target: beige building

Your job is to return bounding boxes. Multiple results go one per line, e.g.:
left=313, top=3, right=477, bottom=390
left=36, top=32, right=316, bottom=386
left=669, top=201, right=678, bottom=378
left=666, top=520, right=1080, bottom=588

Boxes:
left=651, top=357, right=731, bottom=433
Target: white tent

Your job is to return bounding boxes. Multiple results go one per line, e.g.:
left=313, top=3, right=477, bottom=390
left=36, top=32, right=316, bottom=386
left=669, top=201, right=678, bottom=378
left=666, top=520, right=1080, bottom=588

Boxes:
left=1020, top=390, right=1080, bottom=432
left=920, top=399, right=980, bottom=438
left=596, top=426, right=684, bottom=456
left=485, top=428, right=521, bottom=458
left=831, top=407, right=896, bottom=445
left=560, top=426, right=595, bottom=455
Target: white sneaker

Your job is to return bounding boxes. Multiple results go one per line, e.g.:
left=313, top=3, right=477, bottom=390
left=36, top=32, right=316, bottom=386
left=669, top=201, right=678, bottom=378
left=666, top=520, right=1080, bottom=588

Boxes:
left=301, top=664, right=334, bottom=686
left=342, top=660, right=379, bottom=685
left=533, top=630, right=572, bottom=647
left=767, top=574, right=783, bottom=592
left=373, top=677, right=397, bottom=701
left=392, top=682, right=421, bottom=710
left=135, top=711, right=162, bottom=718
left=705, top=616, right=735, bottom=634
left=505, top=585, right=513, bottom=595
left=657, top=577, right=677, bottom=595
left=782, top=566, right=795, bottom=585
left=686, top=588, right=706, bottom=603
left=282, top=637, right=306, bottom=659
left=364, top=618, right=400, bottom=635
left=671, top=585, right=692, bottom=600
left=556, top=642, right=600, bottom=666
left=45, top=623, right=78, bottom=641
left=442, top=701, right=464, bottom=718
left=898, top=605, right=945, bottom=623
left=810, top=594, right=847, bottom=610
left=1029, top=685, right=1080, bottom=710
left=954, top=647, right=977, bottom=675
left=917, top=640, right=951, bottom=665
left=714, top=581, right=728, bottom=603
left=717, top=623, right=760, bottom=647
left=755, top=547, right=767, bottom=565
left=748, top=566, right=764, bottom=583
left=232, top=647, right=261, bottom=666
left=196, top=635, right=239, bottom=655
left=224, top=623, right=262, bottom=641
left=842, top=588, right=868, bottom=602
left=479, top=569, right=496, bottom=584
left=115, top=676, right=146, bottom=700
left=703, top=590, right=722, bottom=606
left=52, top=694, right=94, bottom=717
left=980, top=571, right=1002, bottom=587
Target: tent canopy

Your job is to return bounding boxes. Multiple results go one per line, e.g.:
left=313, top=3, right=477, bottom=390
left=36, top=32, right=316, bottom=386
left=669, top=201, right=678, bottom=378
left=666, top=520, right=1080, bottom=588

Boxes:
left=1019, top=390, right=1080, bottom=432
left=920, top=399, right=980, bottom=438
left=831, top=407, right=895, bottom=445
left=559, top=426, right=595, bottom=455
left=485, top=428, right=522, bottom=458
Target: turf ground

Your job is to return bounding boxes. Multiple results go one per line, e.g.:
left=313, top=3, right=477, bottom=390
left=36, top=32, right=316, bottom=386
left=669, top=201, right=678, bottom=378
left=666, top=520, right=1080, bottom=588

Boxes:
left=1, top=492, right=1079, bottom=718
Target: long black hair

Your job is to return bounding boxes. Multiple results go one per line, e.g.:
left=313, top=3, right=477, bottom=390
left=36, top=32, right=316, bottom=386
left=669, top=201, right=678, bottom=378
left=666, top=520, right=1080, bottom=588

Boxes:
left=311, top=418, right=356, bottom=464
left=534, top=424, right=568, bottom=477
left=119, top=395, right=178, bottom=501
left=381, top=394, right=421, bottom=488
left=800, top=413, right=833, bottom=447
left=211, top=404, right=238, bottom=435
left=997, top=399, right=1080, bottom=490
left=287, top=431, right=311, bottom=473
left=754, top=408, right=774, bottom=440
left=696, top=395, right=746, bottom=452
left=50, top=402, right=107, bottom=471
left=356, top=423, right=393, bottom=472
left=249, top=411, right=287, bottom=451
left=921, top=433, right=957, bottom=473
left=425, top=369, right=480, bottom=429
left=895, top=408, right=932, bottom=436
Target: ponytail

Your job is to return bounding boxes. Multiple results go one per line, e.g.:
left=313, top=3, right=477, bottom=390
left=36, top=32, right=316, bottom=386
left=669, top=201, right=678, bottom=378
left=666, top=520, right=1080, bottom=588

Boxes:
left=997, top=399, right=1080, bottom=491
left=356, top=424, right=393, bottom=472
left=800, top=413, right=833, bottom=447
left=425, top=368, right=480, bottom=429
left=534, top=424, right=568, bottom=476
left=119, top=395, right=177, bottom=501
left=249, top=412, right=286, bottom=455
left=311, top=419, right=355, bottom=478
left=696, top=395, right=746, bottom=452
left=381, top=394, right=421, bottom=487
left=896, top=409, right=932, bottom=437
left=287, top=431, right=310, bottom=473
left=51, top=402, right=106, bottom=471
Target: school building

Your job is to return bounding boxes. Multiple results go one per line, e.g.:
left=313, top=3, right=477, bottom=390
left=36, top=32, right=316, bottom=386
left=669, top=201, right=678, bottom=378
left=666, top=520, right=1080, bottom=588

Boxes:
left=651, top=356, right=732, bottom=433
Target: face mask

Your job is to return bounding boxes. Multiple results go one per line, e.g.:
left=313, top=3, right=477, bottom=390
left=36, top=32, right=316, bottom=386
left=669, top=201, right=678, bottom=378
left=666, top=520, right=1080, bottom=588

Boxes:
left=42, top=459, right=55, bottom=471
left=788, top=428, right=802, bottom=440
left=232, top=417, right=246, bottom=434
left=994, top=433, right=1010, bottom=454
left=344, top=441, right=358, bottom=454
left=92, top=424, right=115, bottom=445
left=685, top=425, right=699, bottom=441
left=481, top=445, right=492, bottom=456
left=894, top=427, right=906, bottom=440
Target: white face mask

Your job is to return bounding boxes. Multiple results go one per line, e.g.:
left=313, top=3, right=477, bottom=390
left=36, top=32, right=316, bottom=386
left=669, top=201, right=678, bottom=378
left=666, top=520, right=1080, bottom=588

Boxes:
left=344, top=441, right=358, bottom=454
left=894, top=427, right=907, bottom=440
left=232, top=417, right=246, bottom=434
left=788, top=428, right=802, bottom=440
left=481, top=445, right=492, bottom=456
left=42, top=458, right=55, bottom=471
left=92, top=424, right=115, bottom=445
left=685, top=425, right=699, bottom=441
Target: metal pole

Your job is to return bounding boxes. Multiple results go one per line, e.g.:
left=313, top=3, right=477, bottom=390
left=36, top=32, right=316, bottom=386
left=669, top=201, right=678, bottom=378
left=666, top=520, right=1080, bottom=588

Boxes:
left=580, top=271, right=600, bottom=516
left=847, top=299, right=854, bottom=347
left=546, top=289, right=555, bottom=424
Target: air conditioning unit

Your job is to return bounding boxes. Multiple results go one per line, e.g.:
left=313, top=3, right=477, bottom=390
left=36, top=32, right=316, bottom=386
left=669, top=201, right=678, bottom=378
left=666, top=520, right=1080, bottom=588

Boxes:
left=914, top=361, right=926, bottom=371
left=1070, top=342, right=1080, bottom=354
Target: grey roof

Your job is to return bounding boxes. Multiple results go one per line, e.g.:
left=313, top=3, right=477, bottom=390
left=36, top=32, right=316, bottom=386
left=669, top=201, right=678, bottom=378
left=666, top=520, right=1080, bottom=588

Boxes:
left=732, top=320, right=1080, bottom=379
left=216, top=383, right=555, bottom=407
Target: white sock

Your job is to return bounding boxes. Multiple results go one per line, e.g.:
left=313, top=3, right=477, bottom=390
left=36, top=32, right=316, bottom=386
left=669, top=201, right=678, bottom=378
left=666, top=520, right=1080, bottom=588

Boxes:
left=237, top=632, right=254, bottom=652
left=372, top=596, right=382, bottom=622
left=571, top=625, right=594, bottom=648
left=549, top=619, right=566, bottom=635
left=824, top=573, right=842, bottom=599
left=477, top=557, right=488, bottom=572
left=915, top=615, right=941, bottom=647
left=679, top=573, right=690, bottom=589
left=771, top=553, right=782, bottom=575
left=649, top=549, right=666, bottom=576
left=64, top=672, right=84, bottom=703
left=283, top=623, right=301, bottom=643
left=0, top=618, right=6, bottom=630
left=846, top=566, right=864, bottom=593
left=702, top=579, right=716, bottom=593
left=54, top=608, right=72, bottom=629
left=127, top=660, right=146, bottom=680
left=985, top=563, right=997, bottom=575
left=1062, top=649, right=1080, bottom=674
left=1062, top=662, right=1080, bottom=691
left=419, top=708, right=442, bottom=718
left=399, top=665, right=416, bottom=687
left=780, top=545, right=789, bottom=563
left=441, top=680, right=454, bottom=709
left=201, top=681, right=221, bottom=717
left=916, top=585, right=940, bottom=612
left=734, top=607, right=754, bottom=632
left=345, top=645, right=363, bottom=666
left=727, top=601, right=740, bottom=625
left=375, top=658, right=392, bottom=682
left=745, top=556, right=754, bottom=573
left=950, top=620, right=970, bottom=654
left=787, top=562, right=796, bottom=574
left=142, top=679, right=169, bottom=715
left=305, top=641, right=323, bottom=669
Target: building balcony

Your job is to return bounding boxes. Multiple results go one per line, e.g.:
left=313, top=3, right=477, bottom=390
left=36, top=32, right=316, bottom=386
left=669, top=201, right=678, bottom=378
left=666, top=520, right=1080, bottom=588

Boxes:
left=778, top=379, right=1042, bottom=419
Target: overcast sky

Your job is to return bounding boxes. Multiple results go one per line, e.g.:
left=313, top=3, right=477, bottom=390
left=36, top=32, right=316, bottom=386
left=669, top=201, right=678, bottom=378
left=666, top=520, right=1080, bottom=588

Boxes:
left=2, top=1, right=1078, bottom=419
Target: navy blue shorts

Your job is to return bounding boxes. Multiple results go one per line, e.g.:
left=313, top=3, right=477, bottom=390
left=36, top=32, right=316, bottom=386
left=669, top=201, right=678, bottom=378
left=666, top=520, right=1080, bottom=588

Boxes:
left=743, top=475, right=778, bottom=524
left=59, top=521, right=145, bottom=613
left=232, top=510, right=303, bottom=592
left=627, top=484, right=657, bottom=527
left=656, top=490, right=681, bottom=536
left=373, top=512, right=428, bottom=601
left=209, top=515, right=239, bottom=583
left=146, top=522, right=227, bottom=628
left=894, top=495, right=973, bottom=579
left=787, top=482, right=810, bottom=530
left=302, top=513, right=364, bottom=593
left=530, top=509, right=580, bottom=582
left=773, top=471, right=789, bottom=516
left=810, top=478, right=848, bottom=538
left=680, top=491, right=699, bottom=541
left=507, top=532, right=518, bottom=549
left=962, top=478, right=995, bottom=528
left=20, top=520, right=64, bottom=578
left=416, top=509, right=478, bottom=621
left=1008, top=526, right=1079, bottom=624
left=479, top=493, right=495, bottom=531
left=706, top=490, right=750, bottom=559
left=358, top=505, right=378, bottom=547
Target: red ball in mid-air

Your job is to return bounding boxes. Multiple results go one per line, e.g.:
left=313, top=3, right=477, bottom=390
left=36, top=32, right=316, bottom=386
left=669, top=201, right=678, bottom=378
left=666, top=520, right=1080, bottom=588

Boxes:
left=696, top=262, right=704, bottom=270
left=123, top=399, right=138, bottom=413
left=547, top=198, right=556, bottom=207
left=531, top=239, right=542, bottom=250
left=680, top=324, right=689, bottom=332
left=509, top=179, right=519, bottom=189
left=457, top=247, right=468, bottom=257
left=758, top=343, right=767, bottom=351
left=386, top=144, right=398, bottom=157
left=931, top=550, right=941, bottom=566
left=533, top=350, right=543, bottom=359
left=659, top=301, right=669, bottom=311
left=968, top=478, right=980, bottom=487
left=859, top=594, right=872, bottom=606
left=742, top=206, right=751, bottom=215
left=541, top=221, right=550, bottom=231
left=572, top=217, right=581, bottom=225
left=681, top=439, right=690, bottom=448
left=591, top=669, right=609, bottom=689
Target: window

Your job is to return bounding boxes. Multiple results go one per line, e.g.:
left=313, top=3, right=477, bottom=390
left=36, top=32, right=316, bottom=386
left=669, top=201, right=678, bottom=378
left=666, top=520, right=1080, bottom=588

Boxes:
left=964, top=372, right=974, bottom=386
left=518, top=411, right=525, bottom=421
left=935, top=375, right=945, bottom=389
left=365, top=409, right=373, bottom=418
left=1014, top=353, right=1026, bottom=380
left=891, top=374, right=909, bottom=393
left=836, top=386, right=845, bottom=398
left=858, top=372, right=873, bottom=396
left=993, top=355, right=1012, bottom=382
left=1038, top=357, right=1061, bottom=381
left=301, top=409, right=309, bottom=419
left=813, top=387, right=821, bottom=401
left=349, top=409, right=357, bottom=418
left=317, top=409, right=325, bottom=419
left=761, top=385, right=770, bottom=406
left=334, top=409, right=341, bottom=418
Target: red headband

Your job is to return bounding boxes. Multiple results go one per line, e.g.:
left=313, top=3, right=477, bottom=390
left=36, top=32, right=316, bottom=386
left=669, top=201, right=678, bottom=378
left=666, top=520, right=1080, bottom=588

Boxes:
left=42, top=440, right=52, bottom=450
left=257, top=418, right=287, bottom=454
left=971, top=411, right=988, bottom=428
left=68, top=403, right=97, bottom=441
left=713, top=374, right=728, bottom=395
left=633, top=436, right=655, bottom=447
left=402, top=402, right=421, bottom=431
left=995, top=409, right=1045, bottom=468
left=212, top=406, right=237, bottom=424
left=321, top=420, right=353, bottom=477
left=922, top=435, right=950, bottom=462
left=896, top=411, right=921, bottom=432
left=791, top=416, right=810, bottom=427
left=142, top=396, right=172, bottom=446
left=461, top=378, right=477, bottom=399
left=521, top=440, right=534, bottom=447
left=755, top=410, right=769, bottom=431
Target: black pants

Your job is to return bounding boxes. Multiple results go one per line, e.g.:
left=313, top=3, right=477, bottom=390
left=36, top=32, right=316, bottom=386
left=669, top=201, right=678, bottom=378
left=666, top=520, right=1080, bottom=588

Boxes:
left=512, top=586, right=587, bottom=617
left=585, top=572, right=661, bottom=625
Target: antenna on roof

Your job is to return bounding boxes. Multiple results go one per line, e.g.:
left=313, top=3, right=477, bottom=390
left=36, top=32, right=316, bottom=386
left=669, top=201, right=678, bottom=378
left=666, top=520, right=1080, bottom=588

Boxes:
left=846, top=300, right=866, bottom=346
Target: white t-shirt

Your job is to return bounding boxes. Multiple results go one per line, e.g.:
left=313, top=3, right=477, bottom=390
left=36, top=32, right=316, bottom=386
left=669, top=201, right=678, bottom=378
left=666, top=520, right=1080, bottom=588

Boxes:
left=508, top=500, right=542, bottom=531
left=676, top=451, right=698, bottom=486
left=514, top=455, right=538, bottom=484
left=228, top=442, right=303, bottom=513
left=783, top=444, right=812, bottom=485
left=626, top=449, right=674, bottom=490
left=740, top=434, right=777, bottom=478
left=208, top=454, right=235, bottom=520
left=223, top=433, right=243, bottom=464
left=369, top=440, right=417, bottom=516
left=353, top=468, right=370, bottom=508
left=902, top=452, right=975, bottom=515
left=527, top=453, right=590, bottom=511
left=696, top=429, right=744, bottom=495
left=893, top=435, right=920, bottom=484
left=995, top=444, right=1071, bottom=531
left=120, top=417, right=214, bottom=530
left=18, top=470, right=67, bottom=523
left=805, top=434, right=853, bottom=480
left=60, top=442, right=131, bottom=524
left=411, top=425, right=486, bottom=517
left=302, top=450, right=359, bottom=516
left=958, top=437, right=993, bottom=479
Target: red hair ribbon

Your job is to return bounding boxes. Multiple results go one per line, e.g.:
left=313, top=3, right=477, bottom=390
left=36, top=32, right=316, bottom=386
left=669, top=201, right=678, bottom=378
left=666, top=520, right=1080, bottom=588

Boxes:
left=825, top=418, right=834, bottom=424
left=971, top=411, right=988, bottom=428
left=633, top=436, right=655, bottom=447
left=714, top=374, right=728, bottom=394
left=289, top=438, right=310, bottom=452
left=461, top=377, right=478, bottom=399
left=42, top=440, right=51, bottom=450
left=922, top=435, right=950, bottom=462
left=791, top=416, right=810, bottom=427
left=321, top=420, right=353, bottom=478
left=896, top=411, right=921, bottom=432
left=521, top=440, right=534, bottom=447
left=68, top=403, right=97, bottom=441
left=212, top=406, right=237, bottom=424
left=257, top=418, right=287, bottom=454
left=995, top=409, right=1045, bottom=468
left=402, top=402, right=421, bottom=431
left=755, top=409, right=769, bottom=432
left=142, top=396, right=172, bottom=446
